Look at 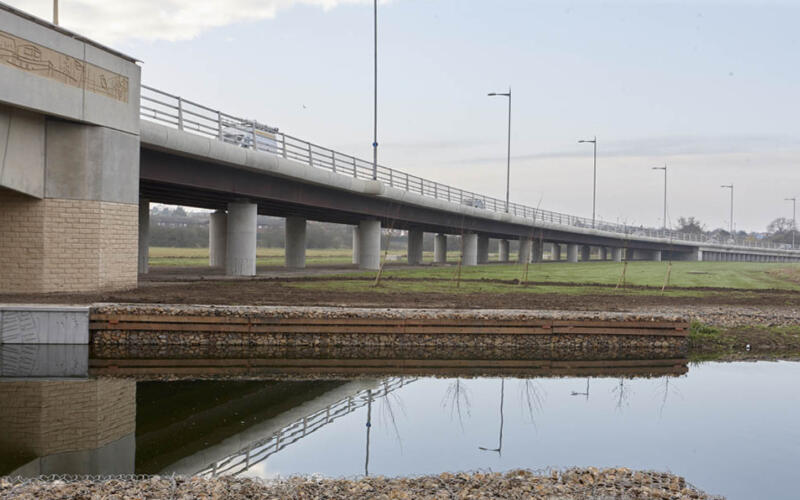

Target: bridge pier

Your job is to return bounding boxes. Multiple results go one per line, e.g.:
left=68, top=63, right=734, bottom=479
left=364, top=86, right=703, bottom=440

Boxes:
left=433, top=233, right=447, bottom=263
left=551, top=243, right=562, bottom=261
left=226, top=201, right=257, bottom=276
left=462, top=233, right=478, bottom=266
left=352, top=227, right=360, bottom=264
left=477, top=235, right=490, bottom=264
left=532, top=239, right=544, bottom=263
left=580, top=245, right=591, bottom=262
left=285, top=216, right=307, bottom=268
left=407, top=229, right=424, bottom=265
left=138, top=199, right=149, bottom=274
left=518, top=238, right=532, bottom=264
left=498, top=239, right=510, bottom=262
left=209, top=210, right=227, bottom=267
left=611, top=247, right=623, bottom=262
left=567, top=244, right=579, bottom=263
left=600, top=247, right=608, bottom=261
left=358, top=220, right=381, bottom=270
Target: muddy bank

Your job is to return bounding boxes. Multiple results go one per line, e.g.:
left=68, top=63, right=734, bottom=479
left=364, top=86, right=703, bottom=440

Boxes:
left=0, top=468, right=720, bottom=499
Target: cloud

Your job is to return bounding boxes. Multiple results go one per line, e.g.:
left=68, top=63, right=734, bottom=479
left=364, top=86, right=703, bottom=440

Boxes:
left=9, top=0, right=379, bottom=43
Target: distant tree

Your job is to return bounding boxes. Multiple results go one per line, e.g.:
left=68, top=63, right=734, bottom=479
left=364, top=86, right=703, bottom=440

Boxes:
left=675, top=216, right=705, bottom=235
left=766, top=217, right=795, bottom=244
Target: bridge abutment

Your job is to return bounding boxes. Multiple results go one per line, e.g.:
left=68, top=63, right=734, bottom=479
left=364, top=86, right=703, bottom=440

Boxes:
left=226, top=201, right=257, bottom=276
left=433, top=233, right=448, bottom=263
left=285, top=216, right=307, bottom=269
left=209, top=210, right=227, bottom=267
left=407, top=229, right=424, bottom=265
left=138, top=199, right=149, bottom=274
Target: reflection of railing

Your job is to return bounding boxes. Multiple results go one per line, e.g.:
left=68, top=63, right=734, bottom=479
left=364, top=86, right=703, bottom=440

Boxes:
left=194, top=377, right=415, bottom=478
left=140, top=85, right=796, bottom=253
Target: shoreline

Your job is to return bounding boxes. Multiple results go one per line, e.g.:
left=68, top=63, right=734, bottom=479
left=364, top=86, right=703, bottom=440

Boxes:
left=0, top=468, right=722, bottom=499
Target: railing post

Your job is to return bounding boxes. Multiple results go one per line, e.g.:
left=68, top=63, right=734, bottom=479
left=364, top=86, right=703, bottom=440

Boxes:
left=177, top=97, right=184, bottom=130
left=352, top=157, right=357, bottom=178
left=217, top=111, right=223, bottom=139
left=307, top=142, right=313, bottom=166
left=331, top=151, right=336, bottom=173
left=281, top=134, right=287, bottom=159
left=434, top=183, right=438, bottom=199
left=389, top=168, right=393, bottom=187
left=251, top=122, right=258, bottom=151
left=405, top=174, right=409, bottom=191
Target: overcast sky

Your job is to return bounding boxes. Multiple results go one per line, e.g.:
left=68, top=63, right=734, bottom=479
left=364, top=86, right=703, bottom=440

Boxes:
left=12, top=0, right=800, bottom=231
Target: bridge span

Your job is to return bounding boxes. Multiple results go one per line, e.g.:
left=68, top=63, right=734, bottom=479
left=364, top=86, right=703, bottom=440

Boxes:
left=1, top=4, right=798, bottom=293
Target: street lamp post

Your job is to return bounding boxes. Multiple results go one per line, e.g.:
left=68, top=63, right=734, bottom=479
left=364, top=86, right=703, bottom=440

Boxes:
left=371, top=0, right=378, bottom=180
left=578, top=137, right=597, bottom=228
left=652, top=164, right=667, bottom=230
left=53, top=0, right=58, bottom=24
left=786, top=197, right=797, bottom=249
left=488, top=89, right=511, bottom=213
left=721, top=184, right=734, bottom=238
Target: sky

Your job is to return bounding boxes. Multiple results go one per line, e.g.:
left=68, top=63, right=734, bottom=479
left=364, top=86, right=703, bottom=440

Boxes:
left=11, top=0, right=800, bottom=232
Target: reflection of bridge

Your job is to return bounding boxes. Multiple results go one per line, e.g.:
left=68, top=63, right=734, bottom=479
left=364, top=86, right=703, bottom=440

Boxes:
left=1, top=4, right=798, bottom=295
left=164, top=377, right=415, bottom=477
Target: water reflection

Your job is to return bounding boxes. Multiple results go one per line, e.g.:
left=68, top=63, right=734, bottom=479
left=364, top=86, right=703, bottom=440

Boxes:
left=2, top=348, right=800, bottom=500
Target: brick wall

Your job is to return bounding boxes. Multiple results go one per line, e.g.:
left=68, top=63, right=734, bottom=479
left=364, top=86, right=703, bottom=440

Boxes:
left=0, top=189, right=138, bottom=293
left=0, top=379, right=136, bottom=457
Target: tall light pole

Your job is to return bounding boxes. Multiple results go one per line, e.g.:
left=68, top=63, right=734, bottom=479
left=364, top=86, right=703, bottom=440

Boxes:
left=786, top=197, right=797, bottom=249
left=488, top=89, right=511, bottom=213
left=578, top=137, right=597, bottom=227
left=652, top=164, right=667, bottom=230
left=721, top=184, right=734, bottom=237
left=53, top=0, right=58, bottom=24
left=371, top=0, right=378, bottom=180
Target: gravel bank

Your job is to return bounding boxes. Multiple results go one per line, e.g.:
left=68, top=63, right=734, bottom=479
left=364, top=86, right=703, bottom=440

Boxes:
left=0, top=468, right=721, bottom=499
left=633, top=305, right=800, bottom=328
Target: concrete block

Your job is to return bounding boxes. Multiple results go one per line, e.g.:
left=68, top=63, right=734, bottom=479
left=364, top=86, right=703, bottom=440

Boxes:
left=0, top=305, right=89, bottom=344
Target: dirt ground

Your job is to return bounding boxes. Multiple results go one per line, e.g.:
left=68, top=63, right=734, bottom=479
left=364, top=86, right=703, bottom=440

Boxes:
left=4, top=265, right=800, bottom=311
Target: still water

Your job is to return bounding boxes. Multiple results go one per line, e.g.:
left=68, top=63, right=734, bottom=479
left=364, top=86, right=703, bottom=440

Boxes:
left=1, top=356, right=798, bottom=500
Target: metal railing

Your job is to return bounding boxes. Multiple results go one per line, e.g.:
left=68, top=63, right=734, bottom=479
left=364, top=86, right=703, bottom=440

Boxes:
left=193, top=377, right=415, bottom=478
left=140, top=86, right=796, bottom=252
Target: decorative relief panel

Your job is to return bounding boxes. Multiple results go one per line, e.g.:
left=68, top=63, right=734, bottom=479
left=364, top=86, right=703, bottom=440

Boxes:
left=0, top=29, right=129, bottom=103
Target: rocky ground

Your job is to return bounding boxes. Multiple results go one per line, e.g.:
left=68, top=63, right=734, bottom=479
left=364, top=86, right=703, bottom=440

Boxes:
left=0, top=468, right=722, bottom=499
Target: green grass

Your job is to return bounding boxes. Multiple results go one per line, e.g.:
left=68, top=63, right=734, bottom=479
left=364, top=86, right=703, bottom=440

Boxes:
left=338, top=261, right=800, bottom=291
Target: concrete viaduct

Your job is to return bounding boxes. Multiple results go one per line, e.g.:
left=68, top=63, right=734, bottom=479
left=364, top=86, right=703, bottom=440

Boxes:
left=1, top=4, right=799, bottom=294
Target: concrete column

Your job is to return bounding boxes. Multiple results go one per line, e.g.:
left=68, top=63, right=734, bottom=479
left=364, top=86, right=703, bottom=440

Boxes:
left=137, top=199, right=149, bottom=274
left=477, top=235, right=490, bottom=264
left=567, top=244, right=579, bottom=263
left=226, top=201, right=257, bottom=276
left=209, top=210, right=227, bottom=267
left=434, top=233, right=448, bottom=263
left=652, top=250, right=662, bottom=262
left=498, top=240, right=510, bottom=262
left=462, top=233, right=478, bottom=266
left=611, top=247, right=623, bottom=262
left=352, top=226, right=360, bottom=264
left=518, top=238, right=532, bottom=264
left=358, top=220, right=381, bottom=270
left=600, top=247, right=608, bottom=261
left=551, top=243, right=562, bottom=261
left=285, top=216, right=307, bottom=268
left=580, top=245, right=591, bottom=261
left=407, top=229, right=424, bottom=265
left=532, top=239, right=544, bottom=263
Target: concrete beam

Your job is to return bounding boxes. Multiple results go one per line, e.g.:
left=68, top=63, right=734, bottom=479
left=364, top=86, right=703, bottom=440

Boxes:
left=226, top=201, right=257, bottom=276
left=137, top=199, right=149, bottom=274
left=462, top=233, right=478, bottom=266
left=408, top=229, right=424, bottom=265
left=285, top=216, right=307, bottom=268
left=434, top=233, right=447, bottom=264
left=209, top=210, right=227, bottom=267
left=358, top=220, right=381, bottom=270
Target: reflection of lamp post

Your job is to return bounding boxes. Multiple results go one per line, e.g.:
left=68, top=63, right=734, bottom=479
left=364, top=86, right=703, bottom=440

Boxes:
left=478, top=379, right=504, bottom=455
left=488, top=89, right=512, bottom=213
left=652, top=164, right=667, bottom=230
left=721, top=184, right=734, bottom=237
left=571, top=379, right=590, bottom=401
left=365, top=389, right=372, bottom=476
left=578, top=137, right=598, bottom=227
left=785, top=197, right=797, bottom=249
